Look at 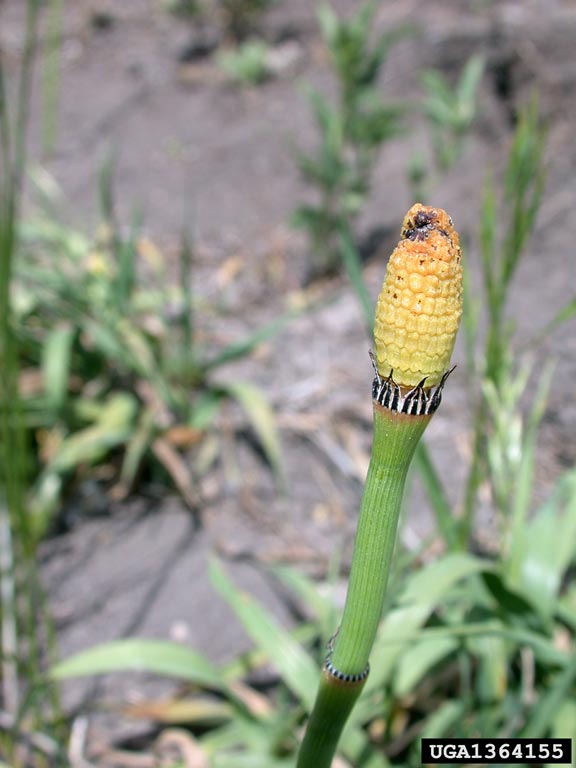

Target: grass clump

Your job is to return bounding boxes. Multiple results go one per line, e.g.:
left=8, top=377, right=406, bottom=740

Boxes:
left=1, top=2, right=68, bottom=764
left=294, top=3, right=485, bottom=284
left=217, top=39, right=270, bottom=85
left=460, top=97, right=546, bottom=546
left=165, top=0, right=282, bottom=44
left=293, top=1, right=408, bottom=277
left=13, top=171, right=284, bottom=537
left=423, top=54, right=485, bottom=172
left=409, top=54, right=485, bottom=200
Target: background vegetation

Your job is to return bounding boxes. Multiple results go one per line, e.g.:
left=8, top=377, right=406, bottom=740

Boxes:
left=1, top=1, right=575, bottom=766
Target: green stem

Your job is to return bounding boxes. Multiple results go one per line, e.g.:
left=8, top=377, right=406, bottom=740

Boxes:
left=460, top=396, right=486, bottom=548
left=296, top=672, right=366, bottom=768
left=338, top=225, right=451, bottom=554
left=297, top=403, right=431, bottom=767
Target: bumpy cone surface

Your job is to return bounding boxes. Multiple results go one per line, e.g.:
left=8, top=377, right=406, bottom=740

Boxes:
left=374, top=204, right=463, bottom=388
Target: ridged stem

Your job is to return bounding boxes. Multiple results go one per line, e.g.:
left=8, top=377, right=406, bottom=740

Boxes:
left=297, top=402, right=431, bottom=768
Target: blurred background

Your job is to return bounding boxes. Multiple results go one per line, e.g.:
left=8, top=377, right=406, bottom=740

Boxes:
left=1, top=1, right=575, bottom=766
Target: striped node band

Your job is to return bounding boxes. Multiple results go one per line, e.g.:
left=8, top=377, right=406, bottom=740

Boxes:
left=370, top=351, right=454, bottom=416
left=323, top=653, right=370, bottom=685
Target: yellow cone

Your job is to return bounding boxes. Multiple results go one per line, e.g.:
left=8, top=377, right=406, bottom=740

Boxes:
left=374, top=204, right=463, bottom=388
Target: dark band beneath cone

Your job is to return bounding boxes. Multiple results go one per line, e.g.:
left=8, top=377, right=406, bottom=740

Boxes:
left=323, top=655, right=370, bottom=685
left=369, top=352, right=454, bottom=415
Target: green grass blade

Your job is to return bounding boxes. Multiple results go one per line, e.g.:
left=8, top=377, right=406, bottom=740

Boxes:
left=1, top=0, right=45, bottom=727
left=178, top=233, right=195, bottom=388
left=367, top=555, right=492, bottom=693
left=271, top=565, right=334, bottom=627
left=210, top=559, right=319, bottom=710
left=213, top=756, right=292, bottom=768
left=202, top=312, right=294, bottom=372
left=479, top=174, right=497, bottom=311
left=115, top=212, right=140, bottom=311
left=549, top=700, right=576, bottom=757
left=41, top=0, right=64, bottom=154
left=544, top=296, right=576, bottom=333
left=461, top=258, right=480, bottom=378
left=507, top=469, right=576, bottom=615
left=217, top=380, right=283, bottom=482
left=399, top=553, right=491, bottom=606
left=50, top=638, right=226, bottom=689
left=413, top=441, right=457, bottom=550
left=48, top=393, right=137, bottom=473
left=507, top=362, right=554, bottom=565
left=272, top=564, right=340, bottom=660
left=41, top=324, right=75, bottom=414
left=522, top=654, right=576, bottom=737
left=99, top=153, right=116, bottom=227
left=457, top=54, right=484, bottom=109
left=421, top=700, right=466, bottom=738
left=394, top=634, right=458, bottom=697
left=470, top=634, right=508, bottom=703
left=119, top=407, right=157, bottom=494
left=338, top=224, right=372, bottom=330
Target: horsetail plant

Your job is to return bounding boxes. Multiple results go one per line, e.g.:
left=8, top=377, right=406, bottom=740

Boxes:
left=297, top=204, right=463, bottom=767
